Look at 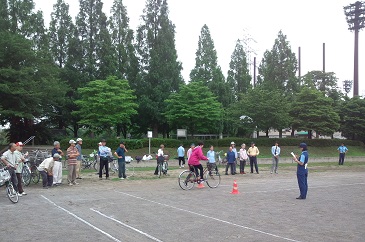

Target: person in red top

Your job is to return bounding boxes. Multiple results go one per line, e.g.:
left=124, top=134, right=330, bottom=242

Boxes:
left=188, top=141, right=208, bottom=181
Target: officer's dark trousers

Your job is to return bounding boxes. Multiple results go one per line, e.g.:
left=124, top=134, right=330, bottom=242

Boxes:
left=297, top=173, right=308, bottom=199
left=249, top=156, right=259, bottom=173
left=339, top=153, right=345, bottom=165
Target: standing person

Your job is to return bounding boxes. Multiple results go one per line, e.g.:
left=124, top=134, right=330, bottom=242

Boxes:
left=52, top=141, right=64, bottom=186
left=337, top=143, right=348, bottom=165
left=247, top=142, right=260, bottom=174
left=154, top=144, right=165, bottom=175
left=239, top=143, right=248, bottom=174
left=67, top=139, right=79, bottom=185
left=38, top=154, right=60, bottom=188
left=177, top=144, right=185, bottom=168
left=75, top=138, right=83, bottom=179
left=99, top=139, right=110, bottom=180
left=14, top=142, right=27, bottom=195
left=293, top=143, right=309, bottom=200
left=206, top=145, right=216, bottom=175
left=271, top=141, right=281, bottom=174
left=230, top=142, right=238, bottom=174
left=1, top=143, right=21, bottom=196
left=225, top=146, right=236, bottom=175
left=187, top=143, right=195, bottom=163
left=188, top=141, right=208, bottom=181
left=114, top=141, right=128, bottom=179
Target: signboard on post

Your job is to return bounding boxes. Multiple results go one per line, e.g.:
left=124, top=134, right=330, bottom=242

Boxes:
left=177, top=129, right=187, bottom=138
left=147, top=131, right=152, bottom=154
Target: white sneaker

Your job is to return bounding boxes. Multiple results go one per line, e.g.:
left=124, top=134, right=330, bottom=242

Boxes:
left=182, top=165, right=184, bottom=168
left=21, top=192, right=27, bottom=195
left=68, top=183, right=73, bottom=186
left=120, top=177, right=124, bottom=180
left=17, top=193, right=22, bottom=197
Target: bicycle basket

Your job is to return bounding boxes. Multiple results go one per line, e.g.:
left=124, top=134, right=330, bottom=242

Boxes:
left=0, top=168, right=11, bottom=186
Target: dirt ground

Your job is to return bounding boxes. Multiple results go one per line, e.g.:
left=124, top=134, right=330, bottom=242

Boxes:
left=1, top=163, right=365, bottom=242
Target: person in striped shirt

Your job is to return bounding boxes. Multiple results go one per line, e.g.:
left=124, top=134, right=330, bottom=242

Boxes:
left=67, top=139, right=79, bottom=186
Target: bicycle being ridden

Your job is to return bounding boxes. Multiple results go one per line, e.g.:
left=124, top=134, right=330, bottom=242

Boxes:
left=178, top=162, right=221, bottom=190
left=187, top=141, right=208, bottom=182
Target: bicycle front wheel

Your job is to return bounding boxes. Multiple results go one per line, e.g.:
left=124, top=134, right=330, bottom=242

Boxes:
left=178, top=170, right=196, bottom=190
left=125, top=162, right=134, bottom=177
left=162, top=161, right=168, bottom=175
left=32, top=169, right=40, bottom=184
left=158, top=163, right=162, bottom=178
left=205, top=170, right=221, bottom=188
left=22, top=167, right=31, bottom=186
left=6, top=183, right=19, bottom=203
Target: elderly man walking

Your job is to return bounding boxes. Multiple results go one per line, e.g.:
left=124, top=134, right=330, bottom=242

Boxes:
left=67, top=139, right=79, bottom=186
left=52, top=141, right=64, bottom=186
left=75, top=138, right=83, bottom=179
left=1, top=143, right=21, bottom=196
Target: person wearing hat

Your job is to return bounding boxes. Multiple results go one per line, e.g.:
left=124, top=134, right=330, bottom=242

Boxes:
left=38, top=153, right=61, bottom=188
left=247, top=142, right=260, bottom=174
left=114, top=141, right=128, bottom=179
left=230, top=142, right=238, bottom=174
left=67, top=139, right=79, bottom=185
left=1, top=143, right=20, bottom=196
left=293, top=143, right=309, bottom=199
left=98, top=139, right=110, bottom=180
left=75, top=138, right=83, bottom=179
left=52, top=141, right=64, bottom=186
left=14, top=142, right=27, bottom=195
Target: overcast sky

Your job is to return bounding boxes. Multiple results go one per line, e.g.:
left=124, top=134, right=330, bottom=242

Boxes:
left=34, top=0, right=364, bottom=96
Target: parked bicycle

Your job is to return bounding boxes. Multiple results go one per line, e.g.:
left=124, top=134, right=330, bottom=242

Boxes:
left=108, top=157, right=135, bottom=177
left=0, top=166, right=19, bottom=203
left=21, top=158, right=32, bottom=186
left=156, top=154, right=169, bottom=178
left=178, top=164, right=221, bottom=190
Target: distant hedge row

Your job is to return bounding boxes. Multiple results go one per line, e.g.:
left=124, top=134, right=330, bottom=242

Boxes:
left=59, top=137, right=363, bottom=150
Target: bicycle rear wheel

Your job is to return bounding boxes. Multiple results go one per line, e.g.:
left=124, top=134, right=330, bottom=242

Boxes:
left=178, top=170, right=196, bottom=190
left=205, top=169, right=221, bottom=188
left=6, top=182, right=19, bottom=203
left=162, top=161, right=168, bottom=175
left=32, top=168, right=40, bottom=184
left=22, top=167, right=31, bottom=186
left=125, top=162, right=134, bottom=177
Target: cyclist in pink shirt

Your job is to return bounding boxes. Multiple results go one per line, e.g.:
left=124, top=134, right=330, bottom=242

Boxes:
left=188, top=141, right=208, bottom=181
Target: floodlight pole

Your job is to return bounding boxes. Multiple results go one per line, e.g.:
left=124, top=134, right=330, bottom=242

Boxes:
left=344, top=1, right=365, bottom=96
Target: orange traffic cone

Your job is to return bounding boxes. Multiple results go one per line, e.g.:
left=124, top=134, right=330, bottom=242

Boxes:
left=230, top=180, right=239, bottom=194
left=197, top=179, right=205, bottom=189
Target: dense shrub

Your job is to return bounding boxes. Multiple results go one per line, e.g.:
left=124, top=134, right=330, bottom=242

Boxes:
left=60, top=137, right=363, bottom=150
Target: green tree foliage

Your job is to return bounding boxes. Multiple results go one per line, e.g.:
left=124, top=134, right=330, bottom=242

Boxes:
left=339, top=97, right=365, bottom=142
left=227, top=39, right=252, bottom=102
left=76, top=0, right=114, bottom=81
left=135, top=0, right=183, bottom=136
left=74, top=76, right=138, bottom=135
left=258, top=30, right=298, bottom=96
left=190, top=24, right=230, bottom=107
left=109, top=0, right=137, bottom=81
left=290, top=87, right=340, bottom=137
left=235, top=87, right=291, bottom=137
left=164, top=82, right=223, bottom=136
left=302, top=70, right=342, bottom=103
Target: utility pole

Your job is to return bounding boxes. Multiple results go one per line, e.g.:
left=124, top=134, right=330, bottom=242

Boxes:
left=344, top=1, right=365, bottom=96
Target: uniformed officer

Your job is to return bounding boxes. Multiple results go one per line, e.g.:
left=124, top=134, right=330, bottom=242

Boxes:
left=293, top=143, right=309, bottom=200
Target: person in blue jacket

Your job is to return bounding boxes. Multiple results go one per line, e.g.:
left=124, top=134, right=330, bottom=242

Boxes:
left=225, top=146, right=236, bottom=175
left=293, top=143, right=309, bottom=200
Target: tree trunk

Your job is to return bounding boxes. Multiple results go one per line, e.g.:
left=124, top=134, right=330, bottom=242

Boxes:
left=291, top=128, right=295, bottom=137
left=73, top=123, right=78, bottom=138
left=266, top=129, right=269, bottom=137
left=308, top=130, right=312, bottom=139
left=279, top=129, right=283, bottom=138
left=153, top=123, right=158, bottom=138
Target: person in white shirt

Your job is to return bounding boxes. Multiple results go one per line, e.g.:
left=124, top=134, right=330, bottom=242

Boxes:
left=14, top=142, right=27, bottom=195
left=154, top=144, right=165, bottom=175
left=38, top=153, right=60, bottom=188
left=271, top=141, right=281, bottom=174
left=239, top=144, right=248, bottom=174
left=1, top=143, right=20, bottom=196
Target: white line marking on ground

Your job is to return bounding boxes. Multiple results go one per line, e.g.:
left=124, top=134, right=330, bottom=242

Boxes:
left=115, top=191, right=300, bottom=242
left=241, top=183, right=365, bottom=194
left=90, top=208, right=163, bottom=242
left=41, top=195, right=121, bottom=242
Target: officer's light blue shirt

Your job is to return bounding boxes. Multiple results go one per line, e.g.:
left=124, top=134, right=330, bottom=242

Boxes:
left=338, top=146, right=348, bottom=153
left=271, top=146, right=281, bottom=156
left=177, top=146, right=185, bottom=157
left=207, top=150, right=215, bottom=163
left=99, top=146, right=109, bottom=157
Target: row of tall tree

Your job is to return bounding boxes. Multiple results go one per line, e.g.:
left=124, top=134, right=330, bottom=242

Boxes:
left=0, top=0, right=363, bottom=143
